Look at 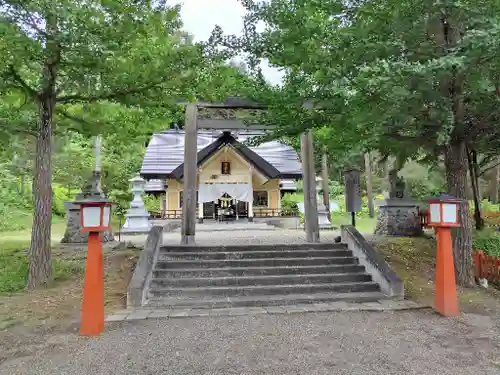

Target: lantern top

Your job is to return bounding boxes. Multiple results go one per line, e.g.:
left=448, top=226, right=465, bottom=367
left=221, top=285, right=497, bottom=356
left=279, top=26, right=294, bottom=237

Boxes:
left=74, top=194, right=114, bottom=206
left=428, top=192, right=461, bottom=202
left=129, top=174, right=144, bottom=183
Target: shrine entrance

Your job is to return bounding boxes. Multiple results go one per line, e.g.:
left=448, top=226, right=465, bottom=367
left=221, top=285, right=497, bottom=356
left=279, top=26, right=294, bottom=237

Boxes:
left=180, top=97, right=320, bottom=244
left=198, top=183, right=252, bottom=223
left=213, top=193, right=248, bottom=221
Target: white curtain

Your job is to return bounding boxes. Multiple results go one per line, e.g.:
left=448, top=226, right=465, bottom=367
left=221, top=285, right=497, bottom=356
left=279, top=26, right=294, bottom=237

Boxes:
left=199, top=183, right=251, bottom=203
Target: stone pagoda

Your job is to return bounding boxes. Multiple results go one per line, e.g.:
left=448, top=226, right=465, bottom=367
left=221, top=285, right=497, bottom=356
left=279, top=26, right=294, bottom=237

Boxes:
left=61, top=136, right=115, bottom=244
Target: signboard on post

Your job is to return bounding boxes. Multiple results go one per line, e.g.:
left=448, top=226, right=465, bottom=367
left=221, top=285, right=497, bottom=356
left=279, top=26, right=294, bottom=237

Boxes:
left=344, top=169, right=362, bottom=225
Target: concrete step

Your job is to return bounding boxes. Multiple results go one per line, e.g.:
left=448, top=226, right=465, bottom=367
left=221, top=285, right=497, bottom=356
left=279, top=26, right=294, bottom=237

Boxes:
left=152, top=264, right=366, bottom=278
left=145, top=291, right=387, bottom=309
left=149, top=281, right=380, bottom=298
left=150, top=273, right=373, bottom=288
left=157, top=249, right=353, bottom=260
left=154, top=256, right=358, bottom=269
left=160, top=243, right=347, bottom=253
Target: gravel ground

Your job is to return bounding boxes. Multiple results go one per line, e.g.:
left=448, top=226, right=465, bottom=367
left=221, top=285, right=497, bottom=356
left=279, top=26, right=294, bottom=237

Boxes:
left=162, top=229, right=342, bottom=246
left=2, top=310, right=499, bottom=375
left=120, top=229, right=343, bottom=247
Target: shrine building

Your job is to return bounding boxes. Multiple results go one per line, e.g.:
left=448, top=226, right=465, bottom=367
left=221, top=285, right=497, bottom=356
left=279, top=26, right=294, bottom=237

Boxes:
left=140, top=129, right=302, bottom=221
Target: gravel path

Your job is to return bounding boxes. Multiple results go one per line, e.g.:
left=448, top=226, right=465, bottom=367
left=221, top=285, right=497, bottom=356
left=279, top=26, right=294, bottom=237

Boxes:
left=2, top=310, right=499, bottom=375
left=120, top=229, right=343, bottom=247
left=162, top=229, right=342, bottom=246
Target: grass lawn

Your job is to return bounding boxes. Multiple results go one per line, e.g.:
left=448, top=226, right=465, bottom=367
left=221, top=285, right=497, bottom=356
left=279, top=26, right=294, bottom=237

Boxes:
left=0, top=213, right=140, bottom=361
left=0, top=213, right=135, bottom=314
left=330, top=214, right=377, bottom=233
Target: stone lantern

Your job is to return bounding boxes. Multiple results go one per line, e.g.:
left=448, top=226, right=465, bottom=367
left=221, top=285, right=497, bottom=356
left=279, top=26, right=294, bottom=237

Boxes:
left=121, top=174, right=152, bottom=233
left=315, top=175, right=332, bottom=229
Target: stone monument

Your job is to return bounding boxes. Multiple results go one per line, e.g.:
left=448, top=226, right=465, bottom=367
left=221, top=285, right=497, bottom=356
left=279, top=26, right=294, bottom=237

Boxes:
left=316, top=176, right=332, bottom=229
left=374, top=169, right=422, bottom=236
left=121, top=174, right=152, bottom=233
left=61, top=135, right=115, bottom=243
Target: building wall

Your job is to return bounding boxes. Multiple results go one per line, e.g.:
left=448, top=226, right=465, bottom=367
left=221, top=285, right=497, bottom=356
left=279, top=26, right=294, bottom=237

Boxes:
left=167, top=179, right=181, bottom=211
left=253, top=177, right=280, bottom=210
left=164, top=146, right=282, bottom=212
left=199, top=147, right=251, bottom=184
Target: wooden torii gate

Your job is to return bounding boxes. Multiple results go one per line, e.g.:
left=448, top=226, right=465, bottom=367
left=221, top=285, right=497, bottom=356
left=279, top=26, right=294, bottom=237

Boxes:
left=179, top=98, right=319, bottom=245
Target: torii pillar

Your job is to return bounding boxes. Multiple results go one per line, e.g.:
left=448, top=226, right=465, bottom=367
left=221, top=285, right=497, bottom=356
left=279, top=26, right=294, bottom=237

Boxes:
left=181, top=104, right=198, bottom=245
left=300, top=129, right=320, bottom=242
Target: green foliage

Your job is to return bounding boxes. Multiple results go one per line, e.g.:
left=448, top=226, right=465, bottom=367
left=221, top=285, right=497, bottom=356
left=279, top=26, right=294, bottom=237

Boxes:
left=0, top=162, right=33, bottom=231
left=280, top=194, right=300, bottom=216
left=328, top=180, right=344, bottom=197
left=473, top=229, right=500, bottom=258
left=143, top=195, right=161, bottom=213
left=399, top=161, right=446, bottom=199
left=479, top=200, right=500, bottom=213
left=52, top=184, right=77, bottom=217
left=53, top=133, right=94, bottom=191
left=108, top=189, right=131, bottom=219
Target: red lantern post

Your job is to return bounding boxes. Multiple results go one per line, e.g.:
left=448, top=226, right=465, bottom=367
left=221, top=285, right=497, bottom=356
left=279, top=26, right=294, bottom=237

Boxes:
left=427, top=193, right=460, bottom=317
left=75, top=197, right=114, bottom=336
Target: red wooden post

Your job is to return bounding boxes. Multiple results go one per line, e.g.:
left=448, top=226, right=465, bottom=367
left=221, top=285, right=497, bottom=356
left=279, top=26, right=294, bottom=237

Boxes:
left=434, top=227, right=459, bottom=317
left=80, top=232, right=105, bottom=335
left=427, top=193, right=460, bottom=317
left=74, top=197, right=114, bottom=336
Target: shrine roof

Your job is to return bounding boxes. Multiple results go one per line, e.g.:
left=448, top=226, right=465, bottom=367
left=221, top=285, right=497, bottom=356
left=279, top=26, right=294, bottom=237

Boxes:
left=140, top=130, right=302, bottom=180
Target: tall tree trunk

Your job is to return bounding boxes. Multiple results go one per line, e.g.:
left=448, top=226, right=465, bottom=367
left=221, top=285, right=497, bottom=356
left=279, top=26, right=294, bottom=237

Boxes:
left=28, top=11, right=59, bottom=289
left=466, top=148, right=483, bottom=230
left=28, top=95, right=54, bottom=288
left=364, top=152, right=375, bottom=218
left=445, top=141, right=475, bottom=287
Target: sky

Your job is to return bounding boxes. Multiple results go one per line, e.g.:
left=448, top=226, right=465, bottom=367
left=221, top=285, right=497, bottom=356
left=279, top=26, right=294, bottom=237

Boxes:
left=172, top=0, right=283, bottom=85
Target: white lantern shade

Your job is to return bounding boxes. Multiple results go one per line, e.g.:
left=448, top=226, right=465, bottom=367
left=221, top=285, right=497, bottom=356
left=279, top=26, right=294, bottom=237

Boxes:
left=429, top=203, right=441, bottom=224
left=442, top=203, right=457, bottom=224
left=82, top=206, right=101, bottom=227
left=103, top=205, right=111, bottom=226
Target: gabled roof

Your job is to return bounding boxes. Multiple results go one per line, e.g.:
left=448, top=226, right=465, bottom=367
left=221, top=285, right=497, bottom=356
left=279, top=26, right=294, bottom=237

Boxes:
left=170, top=132, right=279, bottom=179
left=140, top=130, right=303, bottom=180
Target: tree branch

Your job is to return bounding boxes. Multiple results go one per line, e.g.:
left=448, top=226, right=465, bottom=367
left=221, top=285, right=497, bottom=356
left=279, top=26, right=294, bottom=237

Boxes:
left=478, top=160, right=500, bottom=177
left=56, top=108, right=92, bottom=126
left=7, top=65, right=39, bottom=98
left=55, top=80, right=165, bottom=104
left=0, top=123, right=38, bottom=137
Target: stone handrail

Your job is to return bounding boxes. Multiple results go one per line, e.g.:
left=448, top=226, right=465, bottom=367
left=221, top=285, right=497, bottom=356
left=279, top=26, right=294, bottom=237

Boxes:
left=341, top=225, right=404, bottom=299
left=127, top=225, right=163, bottom=307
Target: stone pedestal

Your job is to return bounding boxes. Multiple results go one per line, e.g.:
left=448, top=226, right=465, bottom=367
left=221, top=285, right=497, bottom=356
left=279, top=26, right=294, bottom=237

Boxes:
left=374, top=199, right=423, bottom=236
left=121, top=175, right=152, bottom=233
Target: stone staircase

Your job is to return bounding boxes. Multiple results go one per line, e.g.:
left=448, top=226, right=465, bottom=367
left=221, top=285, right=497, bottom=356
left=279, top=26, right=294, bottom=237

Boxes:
left=145, top=243, right=387, bottom=309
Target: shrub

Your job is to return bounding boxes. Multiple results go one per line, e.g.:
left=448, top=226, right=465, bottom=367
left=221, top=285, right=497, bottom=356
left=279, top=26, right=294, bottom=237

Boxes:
left=281, top=195, right=300, bottom=216
left=473, top=228, right=500, bottom=258
left=108, top=189, right=132, bottom=218
left=143, top=194, right=161, bottom=213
